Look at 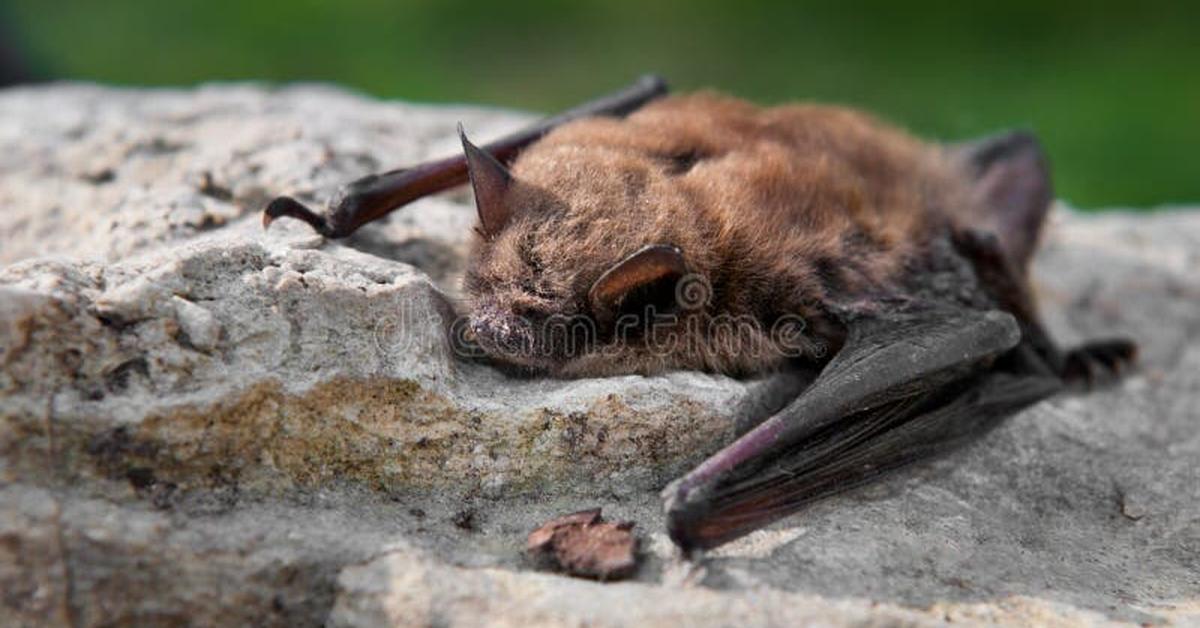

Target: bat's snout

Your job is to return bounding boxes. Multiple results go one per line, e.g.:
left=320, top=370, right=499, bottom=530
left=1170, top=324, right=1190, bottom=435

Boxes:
left=468, top=308, right=537, bottom=361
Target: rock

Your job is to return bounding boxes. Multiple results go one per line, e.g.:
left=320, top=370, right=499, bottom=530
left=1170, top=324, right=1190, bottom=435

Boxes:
left=330, top=548, right=1134, bottom=628
left=0, top=83, right=1198, bottom=626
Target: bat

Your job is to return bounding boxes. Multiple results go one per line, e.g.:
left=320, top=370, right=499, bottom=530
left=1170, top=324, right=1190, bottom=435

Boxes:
left=263, top=76, right=1136, bottom=553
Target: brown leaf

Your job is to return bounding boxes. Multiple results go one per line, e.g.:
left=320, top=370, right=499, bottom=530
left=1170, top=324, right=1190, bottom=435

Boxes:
left=526, top=508, right=639, bottom=581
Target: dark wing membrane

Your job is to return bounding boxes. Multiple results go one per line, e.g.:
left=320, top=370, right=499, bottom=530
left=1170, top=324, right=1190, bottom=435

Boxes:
left=663, top=302, right=1061, bottom=551
left=669, top=371, right=1059, bottom=549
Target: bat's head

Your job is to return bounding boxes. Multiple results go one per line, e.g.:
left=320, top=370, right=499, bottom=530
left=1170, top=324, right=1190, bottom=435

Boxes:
left=457, top=126, right=769, bottom=377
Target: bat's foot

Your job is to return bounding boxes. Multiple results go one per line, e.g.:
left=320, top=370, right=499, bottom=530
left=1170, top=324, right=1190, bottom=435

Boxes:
left=1062, top=338, right=1137, bottom=389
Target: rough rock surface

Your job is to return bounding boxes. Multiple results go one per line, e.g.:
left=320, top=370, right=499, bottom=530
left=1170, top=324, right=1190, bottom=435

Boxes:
left=1, top=83, right=1197, bottom=627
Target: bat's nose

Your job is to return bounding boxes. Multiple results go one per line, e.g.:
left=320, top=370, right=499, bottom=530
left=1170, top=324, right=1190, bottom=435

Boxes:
left=469, top=309, right=536, bottom=357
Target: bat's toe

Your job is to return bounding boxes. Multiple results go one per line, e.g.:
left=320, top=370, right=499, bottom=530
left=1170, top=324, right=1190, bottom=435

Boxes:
left=1062, top=338, right=1138, bottom=389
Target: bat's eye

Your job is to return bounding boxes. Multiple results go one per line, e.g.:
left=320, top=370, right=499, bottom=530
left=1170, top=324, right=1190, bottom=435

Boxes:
left=518, top=236, right=544, bottom=274
left=512, top=303, right=546, bottom=320
left=518, top=278, right=556, bottom=302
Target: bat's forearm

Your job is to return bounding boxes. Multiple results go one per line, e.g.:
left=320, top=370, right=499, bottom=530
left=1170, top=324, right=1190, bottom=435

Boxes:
left=263, top=75, right=669, bottom=238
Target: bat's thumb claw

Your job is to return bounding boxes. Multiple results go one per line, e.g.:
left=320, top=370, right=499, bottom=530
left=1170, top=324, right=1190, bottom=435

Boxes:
left=661, top=479, right=709, bottom=554
left=262, top=196, right=330, bottom=236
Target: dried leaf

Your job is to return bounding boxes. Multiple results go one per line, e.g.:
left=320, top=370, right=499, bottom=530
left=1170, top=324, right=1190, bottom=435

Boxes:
left=526, top=508, right=639, bottom=581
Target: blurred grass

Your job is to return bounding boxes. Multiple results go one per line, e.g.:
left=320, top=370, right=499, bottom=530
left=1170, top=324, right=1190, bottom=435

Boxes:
left=5, top=0, right=1197, bottom=209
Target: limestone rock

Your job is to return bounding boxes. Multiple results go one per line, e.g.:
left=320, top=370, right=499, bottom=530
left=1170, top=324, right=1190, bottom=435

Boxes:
left=1, top=83, right=1197, bottom=626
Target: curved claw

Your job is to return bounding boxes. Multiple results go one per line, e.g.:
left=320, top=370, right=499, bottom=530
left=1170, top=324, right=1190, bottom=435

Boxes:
left=262, top=196, right=332, bottom=236
left=1062, top=338, right=1138, bottom=389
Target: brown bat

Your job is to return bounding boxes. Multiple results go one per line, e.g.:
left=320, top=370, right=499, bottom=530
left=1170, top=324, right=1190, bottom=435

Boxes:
left=264, top=76, right=1135, bottom=552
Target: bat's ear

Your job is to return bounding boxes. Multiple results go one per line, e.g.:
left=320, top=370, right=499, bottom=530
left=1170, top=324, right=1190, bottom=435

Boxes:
left=588, top=244, right=688, bottom=325
left=460, top=124, right=515, bottom=237
left=955, top=130, right=1053, bottom=270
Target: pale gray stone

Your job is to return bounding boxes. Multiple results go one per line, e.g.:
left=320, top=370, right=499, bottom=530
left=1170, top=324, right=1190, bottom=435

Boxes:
left=0, top=82, right=1196, bottom=627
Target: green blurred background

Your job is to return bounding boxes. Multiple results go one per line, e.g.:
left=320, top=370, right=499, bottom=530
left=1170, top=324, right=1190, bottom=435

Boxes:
left=3, top=0, right=1196, bottom=209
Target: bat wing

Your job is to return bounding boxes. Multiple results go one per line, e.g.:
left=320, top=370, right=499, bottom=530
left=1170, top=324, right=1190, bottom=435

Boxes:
left=662, top=301, right=1061, bottom=552
left=262, top=75, right=668, bottom=238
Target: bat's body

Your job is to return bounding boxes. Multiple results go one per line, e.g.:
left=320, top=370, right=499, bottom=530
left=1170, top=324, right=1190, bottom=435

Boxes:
left=264, top=77, right=1134, bottom=553
left=463, top=94, right=937, bottom=377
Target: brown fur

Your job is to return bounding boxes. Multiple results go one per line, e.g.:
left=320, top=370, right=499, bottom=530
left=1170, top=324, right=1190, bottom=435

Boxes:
left=463, top=91, right=983, bottom=377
